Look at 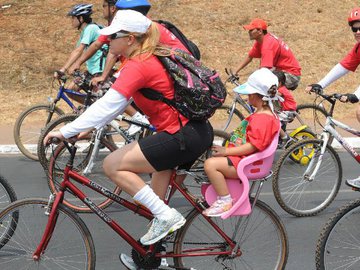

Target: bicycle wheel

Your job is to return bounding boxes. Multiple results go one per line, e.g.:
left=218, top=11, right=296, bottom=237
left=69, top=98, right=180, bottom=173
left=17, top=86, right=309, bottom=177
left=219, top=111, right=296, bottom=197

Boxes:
left=273, top=139, right=342, bottom=217
left=184, top=129, right=231, bottom=197
left=315, top=198, right=360, bottom=270
left=291, top=104, right=329, bottom=136
left=14, top=103, right=64, bottom=160
left=173, top=198, right=288, bottom=269
left=210, top=105, right=244, bottom=131
left=0, top=198, right=95, bottom=269
left=0, top=175, right=17, bottom=247
left=37, top=113, right=78, bottom=172
left=48, top=137, right=120, bottom=213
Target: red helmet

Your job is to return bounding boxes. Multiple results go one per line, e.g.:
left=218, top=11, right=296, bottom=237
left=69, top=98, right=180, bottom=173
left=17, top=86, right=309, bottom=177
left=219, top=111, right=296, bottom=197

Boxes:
left=348, top=7, right=360, bottom=25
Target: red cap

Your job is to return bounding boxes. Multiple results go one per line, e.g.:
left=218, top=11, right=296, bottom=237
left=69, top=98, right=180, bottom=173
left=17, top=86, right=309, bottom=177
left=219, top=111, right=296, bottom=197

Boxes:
left=243, top=18, right=267, bottom=30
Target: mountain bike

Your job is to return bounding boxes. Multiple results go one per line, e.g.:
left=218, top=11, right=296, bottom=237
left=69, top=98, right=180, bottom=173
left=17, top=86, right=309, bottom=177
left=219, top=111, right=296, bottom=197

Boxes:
left=0, top=174, right=17, bottom=247
left=272, top=92, right=360, bottom=217
left=0, top=140, right=288, bottom=269
left=315, top=189, right=360, bottom=269
left=13, top=71, right=98, bottom=160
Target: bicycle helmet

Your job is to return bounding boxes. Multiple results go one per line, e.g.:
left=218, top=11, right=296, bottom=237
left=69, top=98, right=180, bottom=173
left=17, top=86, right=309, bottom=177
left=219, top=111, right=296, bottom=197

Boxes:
left=348, top=7, right=360, bottom=25
left=67, top=4, right=93, bottom=17
left=115, top=0, right=151, bottom=15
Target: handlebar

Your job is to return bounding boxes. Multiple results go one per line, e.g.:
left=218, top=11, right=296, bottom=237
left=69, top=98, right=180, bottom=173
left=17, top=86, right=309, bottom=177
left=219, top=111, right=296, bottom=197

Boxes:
left=225, top=68, right=240, bottom=86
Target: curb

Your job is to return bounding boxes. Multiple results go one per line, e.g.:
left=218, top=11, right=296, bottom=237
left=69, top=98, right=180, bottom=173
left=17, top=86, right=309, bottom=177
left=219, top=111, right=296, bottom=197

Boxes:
left=1, top=137, right=359, bottom=154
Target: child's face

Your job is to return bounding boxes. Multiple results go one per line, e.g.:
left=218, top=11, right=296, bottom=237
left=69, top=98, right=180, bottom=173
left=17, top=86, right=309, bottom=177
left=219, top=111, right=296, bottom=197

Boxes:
left=70, top=16, right=80, bottom=29
left=248, top=93, right=261, bottom=106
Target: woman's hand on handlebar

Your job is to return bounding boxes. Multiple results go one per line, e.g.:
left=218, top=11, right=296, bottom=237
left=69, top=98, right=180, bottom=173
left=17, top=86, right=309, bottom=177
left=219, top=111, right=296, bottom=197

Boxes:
left=43, top=131, right=65, bottom=146
left=305, top=84, right=323, bottom=94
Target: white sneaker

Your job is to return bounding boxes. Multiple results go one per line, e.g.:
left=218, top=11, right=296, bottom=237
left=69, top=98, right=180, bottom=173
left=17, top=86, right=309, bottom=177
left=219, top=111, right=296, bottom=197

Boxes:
left=346, top=176, right=360, bottom=189
left=119, top=253, right=139, bottom=270
left=127, top=113, right=150, bottom=136
left=140, top=208, right=186, bottom=246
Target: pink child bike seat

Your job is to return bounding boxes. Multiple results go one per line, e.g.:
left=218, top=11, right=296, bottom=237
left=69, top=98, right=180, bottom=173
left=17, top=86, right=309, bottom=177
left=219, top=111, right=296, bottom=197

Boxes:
left=202, top=130, right=280, bottom=219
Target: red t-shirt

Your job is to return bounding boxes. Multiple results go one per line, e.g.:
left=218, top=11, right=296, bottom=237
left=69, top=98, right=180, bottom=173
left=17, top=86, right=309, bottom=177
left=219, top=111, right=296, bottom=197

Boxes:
left=227, top=113, right=280, bottom=168
left=111, top=54, right=189, bottom=134
left=97, top=34, right=110, bottom=45
left=340, top=43, right=360, bottom=72
left=278, top=85, right=297, bottom=111
left=248, top=33, right=301, bottom=76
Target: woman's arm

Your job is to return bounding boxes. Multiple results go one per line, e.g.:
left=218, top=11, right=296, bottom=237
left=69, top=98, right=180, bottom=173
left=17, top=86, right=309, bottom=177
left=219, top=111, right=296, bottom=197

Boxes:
left=60, top=88, right=130, bottom=138
left=317, top=63, right=350, bottom=89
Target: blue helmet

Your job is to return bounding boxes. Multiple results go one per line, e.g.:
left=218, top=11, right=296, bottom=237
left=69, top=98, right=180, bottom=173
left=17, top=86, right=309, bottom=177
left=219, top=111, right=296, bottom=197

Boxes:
left=115, top=0, right=151, bottom=14
left=67, top=4, right=93, bottom=17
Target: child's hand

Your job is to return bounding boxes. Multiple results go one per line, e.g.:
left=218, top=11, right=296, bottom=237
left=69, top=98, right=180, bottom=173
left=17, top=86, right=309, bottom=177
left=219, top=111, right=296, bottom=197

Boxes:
left=211, top=145, right=226, bottom=157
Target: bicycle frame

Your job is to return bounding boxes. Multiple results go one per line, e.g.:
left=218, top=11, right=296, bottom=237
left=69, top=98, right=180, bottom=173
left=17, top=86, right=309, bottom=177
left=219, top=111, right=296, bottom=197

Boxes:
left=304, top=94, right=360, bottom=180
left=33, top=146, right=239, bottom=262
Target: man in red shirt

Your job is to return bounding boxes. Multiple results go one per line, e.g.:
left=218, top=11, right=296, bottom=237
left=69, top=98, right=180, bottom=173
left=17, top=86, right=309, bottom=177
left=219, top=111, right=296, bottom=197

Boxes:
left=306, top=7, right=360, bottom=188
left=234, top=18, right=301, bottom=90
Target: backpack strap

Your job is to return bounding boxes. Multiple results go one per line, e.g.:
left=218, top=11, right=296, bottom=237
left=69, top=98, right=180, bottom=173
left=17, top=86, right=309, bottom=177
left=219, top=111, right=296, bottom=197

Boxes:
left=140, top=88, right=186, bottom=150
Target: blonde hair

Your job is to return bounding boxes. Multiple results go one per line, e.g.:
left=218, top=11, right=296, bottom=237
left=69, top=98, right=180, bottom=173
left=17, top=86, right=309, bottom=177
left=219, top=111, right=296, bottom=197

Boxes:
left=129, top=22, right=167, bottom=60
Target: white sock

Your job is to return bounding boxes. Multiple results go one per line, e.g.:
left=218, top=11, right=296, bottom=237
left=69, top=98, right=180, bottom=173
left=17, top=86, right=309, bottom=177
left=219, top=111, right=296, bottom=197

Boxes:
left=132, top=111, right=143, bottom=120
left=218, top=194, right=232, bottom=202
left=133, top=185, right=171, bottom=218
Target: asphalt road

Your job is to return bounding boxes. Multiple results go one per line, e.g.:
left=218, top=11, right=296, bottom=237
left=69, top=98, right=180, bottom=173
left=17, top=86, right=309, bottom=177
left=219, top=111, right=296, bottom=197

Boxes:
left=0, top=152, right=359, bottom=270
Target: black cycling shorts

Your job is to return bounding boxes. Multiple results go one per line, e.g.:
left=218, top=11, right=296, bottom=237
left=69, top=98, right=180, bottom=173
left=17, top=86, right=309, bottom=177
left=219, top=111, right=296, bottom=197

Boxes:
left=139, top=120, right=213, bottom=171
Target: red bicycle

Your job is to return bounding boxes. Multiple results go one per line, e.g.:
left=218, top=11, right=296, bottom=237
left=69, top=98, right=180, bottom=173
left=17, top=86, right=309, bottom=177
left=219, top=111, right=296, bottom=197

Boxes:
left=0, top=141, right=288, bottom=269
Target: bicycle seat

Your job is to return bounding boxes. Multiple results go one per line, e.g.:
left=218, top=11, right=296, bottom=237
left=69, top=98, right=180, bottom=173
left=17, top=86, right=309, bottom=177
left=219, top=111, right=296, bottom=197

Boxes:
left=202, top=130, right=280, bottom=219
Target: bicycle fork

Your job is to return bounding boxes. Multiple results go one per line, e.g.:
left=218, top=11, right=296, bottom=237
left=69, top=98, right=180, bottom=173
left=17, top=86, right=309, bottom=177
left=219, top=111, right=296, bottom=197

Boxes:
left=32, top=192, right=63, bottom=260
left=304, top=135, right=329, bottom=181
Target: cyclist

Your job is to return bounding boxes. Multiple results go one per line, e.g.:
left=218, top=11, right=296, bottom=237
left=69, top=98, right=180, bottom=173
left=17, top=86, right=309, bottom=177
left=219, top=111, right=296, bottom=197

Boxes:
left=203, top=68, right=280, bottom=216
left=233, top=18, right=301, bottom=90
left=68, top=0, right=151, bottom=136
left=305, top=7, right=360, bottom=188
left=44, top=9, right=213, bottom=266
left=272, top=70, right=298, bottom=148
left=54, top=4, right=107, bottom=104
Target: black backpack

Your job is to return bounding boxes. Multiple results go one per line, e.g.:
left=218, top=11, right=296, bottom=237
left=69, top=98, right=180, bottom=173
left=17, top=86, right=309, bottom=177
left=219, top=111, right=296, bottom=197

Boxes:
left=141, top=48, right=226, bottom=121
left=156, top=20, right=201, bottom=60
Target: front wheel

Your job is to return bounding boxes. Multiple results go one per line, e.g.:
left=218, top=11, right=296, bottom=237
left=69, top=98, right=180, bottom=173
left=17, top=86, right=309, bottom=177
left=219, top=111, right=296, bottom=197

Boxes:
left=210, top=105, right=245, bottom=131
left=13, top=104, right=64, bottom=160
left=48, top=137, right=120, bottom=213
left=173, top=198, right=288, bottom=269
left=273, top=139, right=342, bottom=217
left=316, top=199, right=360, bottom=270
left=0, top=198, right=95, bottom=270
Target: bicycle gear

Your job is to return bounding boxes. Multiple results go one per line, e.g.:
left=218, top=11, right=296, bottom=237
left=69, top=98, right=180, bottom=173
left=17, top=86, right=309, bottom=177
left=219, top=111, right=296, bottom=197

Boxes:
left=131, top=241, right=166, bottom=269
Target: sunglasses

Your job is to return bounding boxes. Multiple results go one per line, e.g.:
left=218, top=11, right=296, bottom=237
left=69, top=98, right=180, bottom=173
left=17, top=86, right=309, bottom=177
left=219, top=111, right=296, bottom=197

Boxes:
left=351, top=26, right=360, bottom=33
left=109, top=32, right=130, bottom=40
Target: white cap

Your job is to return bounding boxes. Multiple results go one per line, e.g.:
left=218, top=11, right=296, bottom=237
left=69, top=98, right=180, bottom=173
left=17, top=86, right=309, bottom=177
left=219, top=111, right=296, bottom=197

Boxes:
left=99, top=10, right=152, bottom=36
left=234, top=68, right=279, bottom=97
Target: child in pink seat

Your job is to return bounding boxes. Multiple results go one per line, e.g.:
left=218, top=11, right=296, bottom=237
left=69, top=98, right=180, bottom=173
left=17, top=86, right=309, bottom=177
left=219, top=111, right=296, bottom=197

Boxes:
left=203, top=68, right=281, bottom=217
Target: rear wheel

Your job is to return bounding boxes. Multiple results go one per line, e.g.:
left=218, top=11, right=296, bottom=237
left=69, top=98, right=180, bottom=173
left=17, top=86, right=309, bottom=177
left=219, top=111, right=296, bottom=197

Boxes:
left=14, top=104, right=64, bottom=160
left=0, top=198, right=95, bottom=269
left=173, top=198, right=288, bottom=269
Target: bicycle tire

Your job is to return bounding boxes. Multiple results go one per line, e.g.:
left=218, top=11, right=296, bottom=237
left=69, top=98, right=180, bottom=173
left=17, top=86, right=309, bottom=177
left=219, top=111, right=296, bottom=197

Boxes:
left=37, top=113, right=78, bottom=172
left=273, top=139, right=342, bottom=217
left=315, top=198, right=360, bottom=270
left=0, top=174, right=18, bottom=248
left=0, top=198, right=95, bottom=270
left=173, top=198, right=288, bottom=269
left=295, top=104, right=330, bottom=137
left=48, top=137, right=120, bottom=213
left=210, top=105, right=245, bottom=131
left=14, top=103, right=64, bottom=160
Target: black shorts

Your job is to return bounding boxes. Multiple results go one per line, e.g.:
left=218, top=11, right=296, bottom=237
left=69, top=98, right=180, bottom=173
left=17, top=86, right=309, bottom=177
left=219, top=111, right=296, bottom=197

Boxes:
left=139, top=120, right=214, bottom=171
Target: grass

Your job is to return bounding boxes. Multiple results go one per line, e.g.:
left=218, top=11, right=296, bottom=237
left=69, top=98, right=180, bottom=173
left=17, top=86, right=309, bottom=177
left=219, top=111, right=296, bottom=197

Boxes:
left=0, top=0, right=359, bottom=126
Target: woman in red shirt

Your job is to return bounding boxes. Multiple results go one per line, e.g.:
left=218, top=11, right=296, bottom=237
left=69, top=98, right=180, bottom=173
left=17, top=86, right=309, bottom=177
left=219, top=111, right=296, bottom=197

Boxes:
left=44, top=10, right=213, bottom=247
